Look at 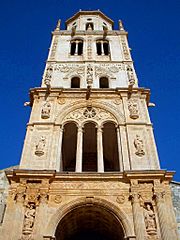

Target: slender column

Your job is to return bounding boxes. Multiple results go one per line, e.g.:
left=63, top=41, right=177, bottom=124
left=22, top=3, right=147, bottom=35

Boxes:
left=155, top=192, right=173, bottom=240
left=74, top=41, right=78, bottom=55
left=116, top=126, right=123, bottom=171
left=56, top=126, right=64, bottom=171
left=101, top=41, right=104, bottom=55
left=131, top=193, right=145, bottom=240
left=97, top=126, right=104, bottom=172
left=75, top=126, right=83, bottom=172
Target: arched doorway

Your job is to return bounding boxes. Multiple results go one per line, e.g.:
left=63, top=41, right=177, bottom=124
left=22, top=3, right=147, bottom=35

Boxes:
left=55, top=204, right=124, bottom=240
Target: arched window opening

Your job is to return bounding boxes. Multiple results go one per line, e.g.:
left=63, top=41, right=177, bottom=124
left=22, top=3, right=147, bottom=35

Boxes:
left=71, top=77, right=80, bottom=88
left=96, top=40, right=109, bottom=56
left=83, top=122, right=97, bottom=172
left=96, top=41, right=102, bottom=55
left=103, top=42, right=109, bottom=55
left=70, top=39, right=83, bottom=55
left=70, top=41, right=76, bottom=55
left=99, top=77, right=109, bottom=88
left=103, top=122, right=119, bottom=172
left=62, top=123, right=77, bottom=171
left=86, top=22, right=94, bottom=30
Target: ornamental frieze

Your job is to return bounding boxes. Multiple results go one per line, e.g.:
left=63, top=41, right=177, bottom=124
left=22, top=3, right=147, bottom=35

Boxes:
left=63, top=107, right=117, bottom=124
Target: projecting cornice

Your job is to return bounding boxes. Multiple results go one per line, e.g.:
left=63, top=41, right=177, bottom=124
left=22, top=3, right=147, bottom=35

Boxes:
left=66, top=10, right=114, bottom=27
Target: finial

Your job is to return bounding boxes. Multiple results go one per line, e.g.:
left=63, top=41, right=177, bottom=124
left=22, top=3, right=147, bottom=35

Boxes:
left=119, top=20, right=124, bottom=31
left=55, top=19, right=61, bottom=31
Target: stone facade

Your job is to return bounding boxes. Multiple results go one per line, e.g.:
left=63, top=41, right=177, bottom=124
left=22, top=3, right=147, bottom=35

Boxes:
left=0, top=10, right=179, bottom=240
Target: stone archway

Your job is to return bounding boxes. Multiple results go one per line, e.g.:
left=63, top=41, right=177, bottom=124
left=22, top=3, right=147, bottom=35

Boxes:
left=44, top=198, right=135, bottom=240
left=55, top=204, right=124, bottom=240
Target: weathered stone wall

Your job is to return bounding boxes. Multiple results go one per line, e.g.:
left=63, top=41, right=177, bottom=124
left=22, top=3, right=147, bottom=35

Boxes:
left=171, top=181, right=180, bottom=237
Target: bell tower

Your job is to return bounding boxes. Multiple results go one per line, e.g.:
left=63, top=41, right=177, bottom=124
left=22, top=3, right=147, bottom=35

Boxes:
left=1, top=10, right=178, bottom=240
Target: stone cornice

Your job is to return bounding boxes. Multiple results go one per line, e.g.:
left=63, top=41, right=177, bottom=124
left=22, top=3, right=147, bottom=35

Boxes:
left=52, top=30, right=128, bottom=36
left=5, top=169, right=175, bottom=183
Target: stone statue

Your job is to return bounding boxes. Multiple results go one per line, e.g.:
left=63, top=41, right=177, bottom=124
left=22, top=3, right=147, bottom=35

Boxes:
left=41, top=102, right=51, bottom=119
left=22, top=203, right=36, bottom=235
left=128, top=100, right=139, bottom=119
left=35, top=136, right=46, bottom=156
left=134, top=135, right=145, bottom=156
left=144, top=204, right=157, bottom=235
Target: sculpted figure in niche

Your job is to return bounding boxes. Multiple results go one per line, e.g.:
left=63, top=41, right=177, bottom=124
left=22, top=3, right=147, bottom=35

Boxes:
left=35, top=136, right=46, bottom=156
left=134, top=135, right=145, bottom=156
left=144, top=203, right=157, bottom=235
left=22, top=203, right=36, bottom=235
left=41, top=102, right=51, bottom=119
left=128, top=100, right=139, bottom=119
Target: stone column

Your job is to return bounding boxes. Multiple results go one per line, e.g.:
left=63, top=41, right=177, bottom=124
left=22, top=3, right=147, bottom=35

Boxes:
left=116, top=126, right=123, bottom=171
left=101, top=41, right=104, bottom=55
left=74, top=41, right=78, bottom=55
left=56, top=126, right=64, bottom=171
left=155, top=192, right=173, bottom=240
left=97, top=126, right=104, bottom=172
left=131, top=193, right=145, bottom=240
left=75, top=126, right=83, bottom=172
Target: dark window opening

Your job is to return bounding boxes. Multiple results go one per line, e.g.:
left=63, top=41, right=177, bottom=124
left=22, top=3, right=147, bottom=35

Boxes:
left=78, top=42, right=83, bottom=55
left=96, top=42, right=102, bottom=55
left=100, top=77, right=109, bottom=88
left=103, top=123, right=119, bottom=172
left=103, top=42, right=109, bottom=55
left=71, top=77, right=80, bottom=88
left=70, top=42, right=76, bottom=55
left=62, top=123, right=77, bottom=172
left=83, top=123, right=97, bottom=172
left=86, top=23, right=94, bottom=30
left=70, top=40, right=83, bottom=55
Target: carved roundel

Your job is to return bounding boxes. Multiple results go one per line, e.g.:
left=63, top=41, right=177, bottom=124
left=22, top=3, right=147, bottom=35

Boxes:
left=83, top=108, right=96, bottom=118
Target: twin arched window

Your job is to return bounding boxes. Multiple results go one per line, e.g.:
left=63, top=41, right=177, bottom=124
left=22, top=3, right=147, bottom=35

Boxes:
left=70, top=39, right=83, bottom=55
left=70, top=77, right=109, bottom=88
left=96, top=40, right=109, bottom=55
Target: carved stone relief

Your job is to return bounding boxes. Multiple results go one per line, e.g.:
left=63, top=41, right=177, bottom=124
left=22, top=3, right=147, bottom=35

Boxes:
left=35, top=136, right=46, bottom=156
left=134, top=135, right=145, bottom=157
left=54, top=64, right=85, bottom=79
left=53, top=195, right=62, bottom=204
left=41, top=102, right=51, bottom=119
left=127, top=65, right=135, bottom=86
left=144, top=203, right=157, bottom=236
left=87, top=36, right=92, bottom=60
left=86, top=64, right=93, bottom=86
left=120, top=36, right=131, bottom=60
left=44, top=66, right=53, bottom=87
left=21, top=203, right=36, bottom=239
left=128, top=99, right=139, bottom=119
left=116, top=194, right=126, bottom=204
left=63, top=107, right=117, bottom=124
left=50, top=36, right=58, bottom=59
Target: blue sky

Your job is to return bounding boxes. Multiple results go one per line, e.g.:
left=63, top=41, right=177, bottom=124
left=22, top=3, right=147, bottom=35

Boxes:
left=0, top=0, right=180, bottom=180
